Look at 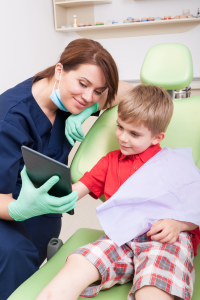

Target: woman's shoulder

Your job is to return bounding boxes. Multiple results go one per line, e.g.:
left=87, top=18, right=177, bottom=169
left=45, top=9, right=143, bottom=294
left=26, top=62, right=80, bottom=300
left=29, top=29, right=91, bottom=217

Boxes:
left=0, top=78, right=33, bottom=119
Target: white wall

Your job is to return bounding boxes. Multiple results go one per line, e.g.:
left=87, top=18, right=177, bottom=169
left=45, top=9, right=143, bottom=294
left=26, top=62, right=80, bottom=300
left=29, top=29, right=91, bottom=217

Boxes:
left=0, top=0, right=65, bottom=94
left=65, top=0, right=200, bottom=80
left=1, top=0, right=199, bottom=92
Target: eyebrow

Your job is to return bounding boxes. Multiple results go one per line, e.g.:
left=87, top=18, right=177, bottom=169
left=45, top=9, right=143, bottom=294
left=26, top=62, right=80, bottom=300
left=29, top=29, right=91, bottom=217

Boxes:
left=80, top=77, right=107, bottom=90
left=117, top=120, right=142, bottom=135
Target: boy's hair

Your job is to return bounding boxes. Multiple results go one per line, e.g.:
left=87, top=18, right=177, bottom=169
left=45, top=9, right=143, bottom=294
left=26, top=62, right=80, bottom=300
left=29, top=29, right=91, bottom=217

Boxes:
left=118, top=84, right=174, bottom=136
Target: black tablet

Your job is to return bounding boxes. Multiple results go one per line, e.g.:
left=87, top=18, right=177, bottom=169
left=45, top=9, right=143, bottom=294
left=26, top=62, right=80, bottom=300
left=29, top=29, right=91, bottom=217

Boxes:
left=21, top=146, right=74, bottom=215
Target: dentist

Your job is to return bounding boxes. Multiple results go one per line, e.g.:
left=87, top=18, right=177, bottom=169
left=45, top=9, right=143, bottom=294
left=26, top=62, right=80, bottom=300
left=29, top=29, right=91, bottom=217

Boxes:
left=0, top=38, right=132, bottom=299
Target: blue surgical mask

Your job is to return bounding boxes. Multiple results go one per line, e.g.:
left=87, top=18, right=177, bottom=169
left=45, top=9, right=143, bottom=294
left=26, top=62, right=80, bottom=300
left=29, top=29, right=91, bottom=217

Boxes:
left=50, top=67, right=69, bottom=112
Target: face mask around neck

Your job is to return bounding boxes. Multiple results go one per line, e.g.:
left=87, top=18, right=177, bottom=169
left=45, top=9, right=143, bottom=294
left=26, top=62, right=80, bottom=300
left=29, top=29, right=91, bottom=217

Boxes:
left=50, top=67, right=69, bottom=112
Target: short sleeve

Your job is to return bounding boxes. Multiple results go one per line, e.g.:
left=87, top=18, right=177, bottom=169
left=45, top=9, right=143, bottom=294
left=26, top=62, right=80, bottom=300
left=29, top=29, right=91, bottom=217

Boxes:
left=0, top=120, right=30, bottom=195
left=79, top=154, right=109, bottom=199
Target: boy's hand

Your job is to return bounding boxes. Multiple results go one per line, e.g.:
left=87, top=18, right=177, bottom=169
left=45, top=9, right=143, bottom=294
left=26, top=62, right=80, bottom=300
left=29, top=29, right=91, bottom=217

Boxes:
left=147, top=219, right=182, bottom=244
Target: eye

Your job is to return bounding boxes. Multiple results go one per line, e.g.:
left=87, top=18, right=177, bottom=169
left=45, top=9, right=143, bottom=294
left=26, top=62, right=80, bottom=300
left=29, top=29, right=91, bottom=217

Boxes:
left=79, top=81, right=87, bottom=88
left=117, top=124, right=123, bottom=130
left=131, top=132, right=139, bottom=137
left=94, top=90, right=102, bottom=95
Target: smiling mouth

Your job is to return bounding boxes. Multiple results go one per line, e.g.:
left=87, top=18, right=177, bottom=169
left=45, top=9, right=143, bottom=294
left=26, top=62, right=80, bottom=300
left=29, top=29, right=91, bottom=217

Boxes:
left=73, top=97, right=87, bottom=108
left=120, top=144, right=131, bottom=149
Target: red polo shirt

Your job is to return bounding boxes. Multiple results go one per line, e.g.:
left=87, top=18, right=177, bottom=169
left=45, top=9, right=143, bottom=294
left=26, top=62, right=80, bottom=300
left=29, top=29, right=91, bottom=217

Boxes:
left=80, top=144, right=200, bottom=255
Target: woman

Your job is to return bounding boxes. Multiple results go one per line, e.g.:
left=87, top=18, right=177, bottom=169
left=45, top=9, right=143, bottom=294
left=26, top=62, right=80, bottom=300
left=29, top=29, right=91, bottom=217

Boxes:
left=0, top=39, right=132, bottom=299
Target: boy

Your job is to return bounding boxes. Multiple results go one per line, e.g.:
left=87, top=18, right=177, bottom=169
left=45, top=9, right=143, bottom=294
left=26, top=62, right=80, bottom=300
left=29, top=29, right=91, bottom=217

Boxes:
left=36, top=85, right=199, bottom=300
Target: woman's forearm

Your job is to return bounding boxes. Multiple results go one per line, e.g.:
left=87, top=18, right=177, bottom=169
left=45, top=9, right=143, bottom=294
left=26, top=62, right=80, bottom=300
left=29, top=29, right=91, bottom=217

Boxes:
left=0, top=193, right=15, bottom=220
left=109, top=80, right=133, bottom=108
left=98, top=81, right=133, bottom=110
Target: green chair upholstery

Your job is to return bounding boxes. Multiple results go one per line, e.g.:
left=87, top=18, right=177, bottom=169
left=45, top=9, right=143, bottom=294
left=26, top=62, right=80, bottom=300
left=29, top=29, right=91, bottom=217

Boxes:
left=140, top=43, right=193, bottom=90
left=8, top=96, right=200, bottom=300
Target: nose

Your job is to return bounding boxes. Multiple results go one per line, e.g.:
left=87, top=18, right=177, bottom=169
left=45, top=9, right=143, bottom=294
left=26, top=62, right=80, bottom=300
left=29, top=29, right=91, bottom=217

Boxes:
left=82, top=88, right=93, bottom=103
left=119, top=131, right=129, bottom=143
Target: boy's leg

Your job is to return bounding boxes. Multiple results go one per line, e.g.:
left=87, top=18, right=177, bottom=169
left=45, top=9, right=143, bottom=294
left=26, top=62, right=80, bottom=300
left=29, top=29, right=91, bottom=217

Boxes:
left=36, top=234, right=134, bottom=300
left=135, top=286, right=174, bottom=300
left=35, top=254, right=101, bottom=300
left=129, top=232, right=194, bottom=300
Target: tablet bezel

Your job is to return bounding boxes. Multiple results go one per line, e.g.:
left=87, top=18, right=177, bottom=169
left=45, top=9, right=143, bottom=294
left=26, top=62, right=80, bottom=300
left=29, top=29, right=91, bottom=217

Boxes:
left=21, top=146, right=74, bottom=215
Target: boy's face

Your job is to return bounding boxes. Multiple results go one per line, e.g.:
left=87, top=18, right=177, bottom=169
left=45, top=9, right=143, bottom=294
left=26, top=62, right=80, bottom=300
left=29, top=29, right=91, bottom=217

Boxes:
left=115, top=117, right=165, bottom=156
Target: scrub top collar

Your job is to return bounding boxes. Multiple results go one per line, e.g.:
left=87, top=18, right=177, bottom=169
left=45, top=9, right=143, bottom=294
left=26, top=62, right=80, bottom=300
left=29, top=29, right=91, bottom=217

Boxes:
left=28, top=95, right=71, bottom=148
left=28, top=94, right=53, bottom=137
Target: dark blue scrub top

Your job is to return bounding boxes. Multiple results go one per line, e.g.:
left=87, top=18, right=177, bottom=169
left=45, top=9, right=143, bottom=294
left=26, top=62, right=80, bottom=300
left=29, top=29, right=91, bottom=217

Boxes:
left=0, top=78, right=73, bottom=202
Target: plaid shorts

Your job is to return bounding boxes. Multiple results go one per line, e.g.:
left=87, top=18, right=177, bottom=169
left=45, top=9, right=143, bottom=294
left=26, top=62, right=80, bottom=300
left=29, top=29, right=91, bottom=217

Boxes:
left=70, top=232, right=195, bottom=300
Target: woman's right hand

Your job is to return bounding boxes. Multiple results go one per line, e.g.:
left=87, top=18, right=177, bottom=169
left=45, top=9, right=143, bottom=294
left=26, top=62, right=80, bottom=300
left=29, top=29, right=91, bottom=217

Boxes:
left=8, top=167, right=78, bottom=221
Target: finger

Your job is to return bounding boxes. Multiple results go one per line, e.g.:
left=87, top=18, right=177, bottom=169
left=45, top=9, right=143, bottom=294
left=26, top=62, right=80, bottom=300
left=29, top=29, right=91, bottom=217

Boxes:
left=48, top=191, right=78, bottom=207
left=151, top=220, right=163, bottom=227
left=50, top=198, right=77, bottom=213
left=20, top=166, right=32, bottom=185
left=164, top=237, right=177, bottom=244
left=69, top=134, right=84, bottom=143
left=156, top=233, right=173, bottom=244
left=70, top=122, right=84, bottom=139
left=65, top=126, right=75, bottom=146
left=69, top=122, right=85, bottom=141
left=39, top=176, right=60, bottom=193
left=147, top=222, right=164, bottom=236
left=74, top=123, right=85, bottom=139
left=150, top=229, right=169, bottom=241
left=60, top=202, right=77, bottom=214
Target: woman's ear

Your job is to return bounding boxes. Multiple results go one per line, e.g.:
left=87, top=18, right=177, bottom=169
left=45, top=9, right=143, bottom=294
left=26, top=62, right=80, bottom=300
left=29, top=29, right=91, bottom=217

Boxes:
left=55, top=63, right=63, bottom=81
left=152, top=132, right=165, bottom=145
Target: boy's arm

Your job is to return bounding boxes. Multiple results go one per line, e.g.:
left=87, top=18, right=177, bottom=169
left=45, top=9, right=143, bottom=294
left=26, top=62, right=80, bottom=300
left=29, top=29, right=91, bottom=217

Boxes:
left=147, top=219, right=199, bottom=244
left=72, top=181, right=91, bottom=201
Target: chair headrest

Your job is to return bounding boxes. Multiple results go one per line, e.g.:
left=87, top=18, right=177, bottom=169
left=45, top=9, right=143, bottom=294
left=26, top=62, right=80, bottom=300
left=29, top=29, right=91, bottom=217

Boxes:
left=140, top=43, right=193, bottom=90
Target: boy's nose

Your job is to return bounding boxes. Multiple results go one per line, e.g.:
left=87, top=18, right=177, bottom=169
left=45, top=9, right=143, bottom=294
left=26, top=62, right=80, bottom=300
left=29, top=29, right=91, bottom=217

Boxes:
left=119, top=132, right=129, bottom=143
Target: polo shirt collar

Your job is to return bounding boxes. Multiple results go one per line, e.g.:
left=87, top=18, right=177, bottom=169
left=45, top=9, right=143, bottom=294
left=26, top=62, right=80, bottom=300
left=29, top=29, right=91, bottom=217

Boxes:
left=119, top=144, right=161, bottom=162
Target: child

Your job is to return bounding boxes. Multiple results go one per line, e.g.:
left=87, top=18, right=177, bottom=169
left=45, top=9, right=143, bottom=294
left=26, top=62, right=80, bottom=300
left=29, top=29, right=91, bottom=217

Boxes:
left=36, top=84, right=199, bottom=300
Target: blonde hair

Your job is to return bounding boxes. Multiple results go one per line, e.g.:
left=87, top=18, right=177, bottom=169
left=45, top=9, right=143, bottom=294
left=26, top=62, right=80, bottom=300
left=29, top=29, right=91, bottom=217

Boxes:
left=118, top=84, right=174, bottom=136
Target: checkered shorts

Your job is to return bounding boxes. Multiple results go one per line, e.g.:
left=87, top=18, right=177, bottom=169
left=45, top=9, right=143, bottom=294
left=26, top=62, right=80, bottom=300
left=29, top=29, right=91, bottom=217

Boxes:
left=70, top=232, right=195, bottom=300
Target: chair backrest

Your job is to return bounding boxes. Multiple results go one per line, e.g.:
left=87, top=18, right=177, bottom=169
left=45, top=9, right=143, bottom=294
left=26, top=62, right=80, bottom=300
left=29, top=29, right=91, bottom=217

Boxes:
left=140, top=43, right=193, bottom=90
left=71, top=96, right=200, bottom=201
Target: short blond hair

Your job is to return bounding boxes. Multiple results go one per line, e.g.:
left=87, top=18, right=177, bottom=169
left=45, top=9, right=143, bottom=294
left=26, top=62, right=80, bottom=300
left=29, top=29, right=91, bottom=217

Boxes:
left=118, top=84, right=174, bottom=136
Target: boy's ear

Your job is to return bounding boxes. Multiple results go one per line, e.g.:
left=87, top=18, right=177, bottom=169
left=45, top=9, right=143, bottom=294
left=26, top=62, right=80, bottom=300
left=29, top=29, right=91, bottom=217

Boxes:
left=151, top=132, right=165, bottom=145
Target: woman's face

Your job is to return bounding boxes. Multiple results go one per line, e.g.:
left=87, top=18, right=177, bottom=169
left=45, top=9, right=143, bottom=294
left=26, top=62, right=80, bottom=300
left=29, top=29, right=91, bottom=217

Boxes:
left=56, top=63, right=107, bottom=114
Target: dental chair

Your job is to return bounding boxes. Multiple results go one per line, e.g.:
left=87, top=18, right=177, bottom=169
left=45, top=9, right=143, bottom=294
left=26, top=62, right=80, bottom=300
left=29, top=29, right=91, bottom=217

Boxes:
left=8, top=43, right=200, bottom=300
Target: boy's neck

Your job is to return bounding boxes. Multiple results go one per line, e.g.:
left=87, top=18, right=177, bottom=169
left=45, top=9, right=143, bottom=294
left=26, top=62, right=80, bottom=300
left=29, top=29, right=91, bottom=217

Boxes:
left=120, top=144, right=161, bottom=160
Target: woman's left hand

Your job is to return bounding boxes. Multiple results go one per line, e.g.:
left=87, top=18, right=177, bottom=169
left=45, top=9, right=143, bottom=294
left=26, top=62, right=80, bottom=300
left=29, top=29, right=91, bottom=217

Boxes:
left=65, top=102, right=99, bottom=146
left=65, top=116, right=85, bottom=146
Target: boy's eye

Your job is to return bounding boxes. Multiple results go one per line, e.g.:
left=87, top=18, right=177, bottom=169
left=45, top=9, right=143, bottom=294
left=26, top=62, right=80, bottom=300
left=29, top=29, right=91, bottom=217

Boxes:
left=79, top=81, right=87, bottom=88
left=117, top=124, right=123, bottom=130
left=131, top=132, right=139, bottom=137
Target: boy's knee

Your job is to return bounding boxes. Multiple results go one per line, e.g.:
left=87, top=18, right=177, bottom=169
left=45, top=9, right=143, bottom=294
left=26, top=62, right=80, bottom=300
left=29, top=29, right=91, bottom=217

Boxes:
left=66, top=253, right=87, bottom=266
left=66, top=253, right=101, bottom=281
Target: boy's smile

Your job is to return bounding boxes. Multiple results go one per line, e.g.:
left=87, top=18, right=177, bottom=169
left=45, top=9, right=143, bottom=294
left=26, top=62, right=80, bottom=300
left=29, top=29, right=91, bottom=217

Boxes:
left=115, top=117, right=164, bottom=156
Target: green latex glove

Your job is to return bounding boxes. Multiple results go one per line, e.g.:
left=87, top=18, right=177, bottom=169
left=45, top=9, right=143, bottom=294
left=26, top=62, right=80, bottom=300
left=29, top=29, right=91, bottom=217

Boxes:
left=65, top=102, right=99, bottom=146
left=8, top=167, right=78, bottom=221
